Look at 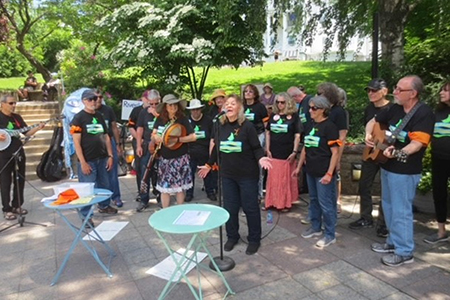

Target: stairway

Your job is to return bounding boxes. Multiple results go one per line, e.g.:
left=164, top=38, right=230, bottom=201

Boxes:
left=14, top=101, right=61, bottom=181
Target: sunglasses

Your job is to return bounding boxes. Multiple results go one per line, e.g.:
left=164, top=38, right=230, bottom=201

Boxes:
left=276, top=101, right=286, bottom=104
left=85, top=97, right=98, bottom=102
left=309, top=106, right=321, bottom=111
left=6, top=102, right=17, bottom=105
left=366, top=88, right=379, bottom=93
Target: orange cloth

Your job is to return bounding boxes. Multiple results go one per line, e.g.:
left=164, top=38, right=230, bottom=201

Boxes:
left=51, top=189, right=80, bottom=206
left=408, top=131, right=431, bottom=146
left=265, top=158, right=298, bottom=210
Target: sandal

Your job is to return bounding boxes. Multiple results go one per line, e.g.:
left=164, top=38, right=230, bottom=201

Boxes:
left=4, top=212, right=17, bottom=220
left=12, top=207, right=28, bottom=215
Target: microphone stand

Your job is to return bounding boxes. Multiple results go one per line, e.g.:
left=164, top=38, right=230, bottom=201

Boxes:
left=0, top=137, right=47, bottom=233
left=209, top=113, right=235, bottom=271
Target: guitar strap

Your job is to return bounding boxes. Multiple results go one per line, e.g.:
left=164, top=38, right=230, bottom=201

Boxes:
left=386, top=101, right=422, bottom=144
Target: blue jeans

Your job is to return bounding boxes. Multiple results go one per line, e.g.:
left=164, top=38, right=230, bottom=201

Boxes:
left=78, top=157, right=111, bottom=217
left=381, top=169, right=421, bottom=257
left=108, top=139, right=122, bottom=202
left=186, top=156, right=217, bottom=197
left=222, top=176, right=261, bottom=244
left=307, top=173, right=337, bottom=239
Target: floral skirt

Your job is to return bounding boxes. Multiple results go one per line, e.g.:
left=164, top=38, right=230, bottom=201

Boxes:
left=265, top=158, right=298, bottom=209
left=156, top=153, right=193, bottom=194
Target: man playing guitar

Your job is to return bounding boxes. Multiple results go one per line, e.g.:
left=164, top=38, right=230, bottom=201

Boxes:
left=0, top=95, right=45, bottom=220
left=365, top=76, right=434, bottom=267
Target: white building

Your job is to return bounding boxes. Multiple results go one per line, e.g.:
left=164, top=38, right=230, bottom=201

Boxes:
left=263, top=2, right=373, bottom=62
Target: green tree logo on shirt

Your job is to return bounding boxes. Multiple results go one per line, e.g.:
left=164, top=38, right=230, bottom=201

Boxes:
left=92, top=117, right=98, bottom=124
left=195, top=125, right=200, bottom=131
left=245, top=108, right=251, bottom=114
left=442, top=115, right=450, bottom=123
left=309, top=128, right=316, bottom=136
left=395, top=119, right=402, bottom=128
left=277, top=118, right=283, bottom=124
left=7, top=121, right=14, bottom=130
left=227, top=133, right=235, bottom=141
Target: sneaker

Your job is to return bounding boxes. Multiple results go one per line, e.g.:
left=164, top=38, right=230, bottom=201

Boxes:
left=246, top=243, right=260, bottom=255
left=301, top=227, right=323, bottom=239
left=423, top=233, right=449, bottom=244
left=135, top=194, right=141, bottom=202
left=376, top=226, right=389, bottom=238
left=207, top=193, right=217, bottom=201
left=349, top=218, right=374, bottom=230
left=224, top=239, right=238, bottom=251
left=371, top=242, right=395, bottom=253
left=136, top=202, right=148, bottom=212
left=98, top=205, right=118, bottom=214
left=316, top=236, right=336, bottom=248
left=381, top=254, right=414, bottom=267
left=301, top=217, right=310, bottom=225
left=185, top=195, right=193, bottom=202
left=84, top=218, right=95, bottom=229
left=114, top=199, right=123, bottom=208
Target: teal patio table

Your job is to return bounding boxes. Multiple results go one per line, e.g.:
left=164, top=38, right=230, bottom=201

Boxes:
left=149, top=203, right=235, bottom=300
left=43, top=188, right=116, bottom=286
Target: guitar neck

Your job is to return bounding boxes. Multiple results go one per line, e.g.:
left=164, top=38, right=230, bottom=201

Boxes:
left=7, top=117, right=59, bottom=136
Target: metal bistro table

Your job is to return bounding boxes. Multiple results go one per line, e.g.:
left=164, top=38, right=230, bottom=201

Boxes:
left=149, top=203, right=235, bottom=300
left=43, top=188, right=116, bottom=286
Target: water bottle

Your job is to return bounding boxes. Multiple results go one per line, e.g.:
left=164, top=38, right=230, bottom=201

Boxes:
left=267, top=210, right=273, bottom=225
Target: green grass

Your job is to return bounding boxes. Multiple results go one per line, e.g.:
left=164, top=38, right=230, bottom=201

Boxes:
left=0, top=74, right=44, bottom=90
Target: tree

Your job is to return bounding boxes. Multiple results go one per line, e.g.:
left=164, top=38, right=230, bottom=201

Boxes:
left=272, top=0, right=423, bottom=82
left=97, top=0, right=267, bottom=99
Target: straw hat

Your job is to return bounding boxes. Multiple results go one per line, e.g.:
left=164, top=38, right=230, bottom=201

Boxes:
left=210, top=89, right=226, bottom=101
left=263, top=83, right=273, bottom=90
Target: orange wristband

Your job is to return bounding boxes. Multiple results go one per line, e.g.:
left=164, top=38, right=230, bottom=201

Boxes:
left=326, top=172, right=333, bottom=177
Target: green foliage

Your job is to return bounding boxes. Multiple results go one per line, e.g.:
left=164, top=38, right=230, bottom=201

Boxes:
left=0, top=44, right=31, bottom=77
left=417, top=147, right=432, bottom=194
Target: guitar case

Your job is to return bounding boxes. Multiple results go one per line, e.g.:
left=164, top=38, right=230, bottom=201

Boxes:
left=36, top=127, right=59, bottom=181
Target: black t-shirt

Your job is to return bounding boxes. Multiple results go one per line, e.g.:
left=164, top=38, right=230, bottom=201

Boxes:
left=376, top=103, right=434, bottom=174
left=364, top=102, right=393, bottom=125
left=329, top=105, right=349, bottom=131
left=188, top=114, right=213, bottom=160
left=244, top=102, right=268, bottom=134
left=208, top=120, right=264, bottom=179
left=153, top=116, right=194, bottom=159
left=128, top=105, right=144, bottom=131
left=71, top=110, right=109, bottom=162
left=266, top=113, right=302, bottom=159
left=432, top=105, right=450, bottom=160
left=304, top=119, right=339, bottom=177
left=97, top=104, right=116, bottom=137
left=297, top=94, right=312, bottom=133
left=137, top=109, right=157, bottom=142
left=0, top=112, right=27, bottom=156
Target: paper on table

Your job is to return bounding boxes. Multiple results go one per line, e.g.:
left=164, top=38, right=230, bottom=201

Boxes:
left=83, top=221, right=129, bottom=241
left=146, top=248, right=207, bottom=282
left=70, top=196, right=94, bottom=205
left=173, top=210, right=211, bottom=226
left=41, top=195, right=57, bottom=202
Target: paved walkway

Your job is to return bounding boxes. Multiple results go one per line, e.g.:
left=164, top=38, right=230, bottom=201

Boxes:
left=1, top=175, right=449, bottom=300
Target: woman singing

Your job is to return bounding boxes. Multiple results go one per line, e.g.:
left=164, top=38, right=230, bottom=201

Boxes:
left=152, top=94, right=196, bottom=208
left=199, top=94, right=272, bottom=255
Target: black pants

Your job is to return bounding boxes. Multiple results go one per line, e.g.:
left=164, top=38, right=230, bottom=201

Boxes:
left=132, top=139, right=142, bottom=191
left=431, top=156, right=450, bottom=223
left=0, top=149, right=26, bottom=212
left=358, top=159, right=385, bottom=225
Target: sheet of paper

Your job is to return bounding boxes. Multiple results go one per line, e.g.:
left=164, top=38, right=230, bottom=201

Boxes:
left=83, top=221, right=128, bottom=241
left=70, top=196, right=94, bottom=205
left=146, top=248, right=207, bottom=282
left=41, top=195, right=57, bottom=202
left=173, top=210, right=211, bottom=226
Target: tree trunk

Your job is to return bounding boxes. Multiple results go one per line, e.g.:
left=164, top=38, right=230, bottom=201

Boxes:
left=17, top=43, right=51, bottom=82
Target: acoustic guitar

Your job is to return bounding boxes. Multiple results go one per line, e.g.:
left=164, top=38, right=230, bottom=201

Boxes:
left=362, top=122, right=408, bottom=163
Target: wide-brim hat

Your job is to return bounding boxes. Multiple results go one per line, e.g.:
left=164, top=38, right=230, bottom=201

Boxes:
left=186, top=99, right=204, bottom=110
left=263, top=83, right=273, bottom=90
left=365, top=78, right=387, bottom=91
left=210, top=89, right=226, bottom=101
left=156, top=94, right=187, bottom=113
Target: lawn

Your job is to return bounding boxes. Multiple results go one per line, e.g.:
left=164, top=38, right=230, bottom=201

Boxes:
left=0, top=74, right=44, bottom=90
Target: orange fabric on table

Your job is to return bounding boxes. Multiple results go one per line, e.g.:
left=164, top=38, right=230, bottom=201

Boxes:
left=51, top=189, right=80, bottom=206
left=265, top=158, right=298, bottom=210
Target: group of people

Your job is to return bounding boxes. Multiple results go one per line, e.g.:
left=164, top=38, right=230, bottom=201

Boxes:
left=1, top=74, right=449, bottom=262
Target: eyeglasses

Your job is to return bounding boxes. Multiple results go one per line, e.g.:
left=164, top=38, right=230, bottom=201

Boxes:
left=366, top=89, right=379, bottom=93
left=244, top=90, right=254, bottom=93
left=85, top=97, right=98, bottom=102
left=394, top=86, right=413, bottom=93
left=276, top=101, right=286, bottom=104
left=6, top=102, right=17, bottom=105
left=309, top=106, right=321, bottom=111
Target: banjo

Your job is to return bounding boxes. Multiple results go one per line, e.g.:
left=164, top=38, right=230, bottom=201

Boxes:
left=0, top=116, right=64, bottom=151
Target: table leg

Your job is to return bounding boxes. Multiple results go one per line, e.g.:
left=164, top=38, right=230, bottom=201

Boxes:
left=51, top=206, right=115, bottom=286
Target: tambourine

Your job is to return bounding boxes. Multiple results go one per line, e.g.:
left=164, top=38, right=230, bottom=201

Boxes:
left=162, top=123, right=186, bottom=150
